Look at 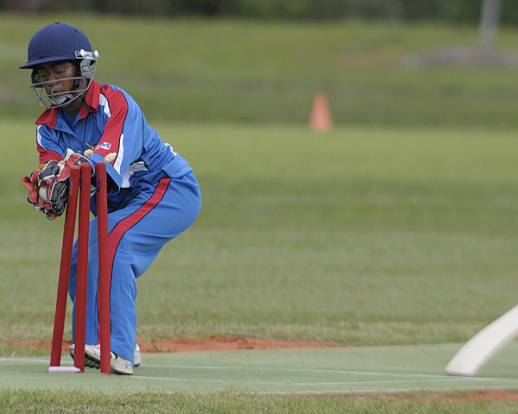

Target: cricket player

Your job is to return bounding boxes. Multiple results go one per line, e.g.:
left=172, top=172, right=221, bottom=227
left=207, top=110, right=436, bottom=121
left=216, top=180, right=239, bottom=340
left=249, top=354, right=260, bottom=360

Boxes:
left=20, top=22, right=201, bottom=374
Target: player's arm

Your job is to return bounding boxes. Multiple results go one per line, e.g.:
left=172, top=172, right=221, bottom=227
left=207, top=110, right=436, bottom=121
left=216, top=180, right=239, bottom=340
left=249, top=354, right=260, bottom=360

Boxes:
left=86, top=87, right=143, bottom=191
left=22, top=125, right=64, bottom=218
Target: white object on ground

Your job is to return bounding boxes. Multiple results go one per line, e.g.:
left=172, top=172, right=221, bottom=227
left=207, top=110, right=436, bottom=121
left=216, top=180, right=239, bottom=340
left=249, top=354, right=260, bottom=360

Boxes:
left=446, top=304, right=518, bottom=376
left=48, top=366, right=81, bottom=374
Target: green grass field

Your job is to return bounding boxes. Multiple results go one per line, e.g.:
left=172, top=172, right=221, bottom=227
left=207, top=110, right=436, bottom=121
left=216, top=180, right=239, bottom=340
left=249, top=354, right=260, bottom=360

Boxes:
left=3, top=118, right=518, bottom=411
left=4, top=120, right=518, bottom=348
left=3, top=12, right=518, bottom=413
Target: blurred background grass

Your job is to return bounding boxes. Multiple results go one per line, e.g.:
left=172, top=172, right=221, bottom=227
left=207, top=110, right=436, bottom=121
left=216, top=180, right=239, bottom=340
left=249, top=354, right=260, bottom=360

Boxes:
left=3, top=14, right=518, bottom=127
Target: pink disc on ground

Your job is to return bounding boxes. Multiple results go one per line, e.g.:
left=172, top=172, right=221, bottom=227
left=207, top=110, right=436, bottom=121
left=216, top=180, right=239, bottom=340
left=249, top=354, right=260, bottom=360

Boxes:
left=48, top=366, right=81, bottom=374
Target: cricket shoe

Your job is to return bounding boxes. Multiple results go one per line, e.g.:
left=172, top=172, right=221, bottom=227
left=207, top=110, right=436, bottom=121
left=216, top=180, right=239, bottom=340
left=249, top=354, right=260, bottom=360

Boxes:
left=110, top=353, right=134, bottom=375
left=68, top=344, right=99, bottom=368
left=69, top=344, right=141, bottom=373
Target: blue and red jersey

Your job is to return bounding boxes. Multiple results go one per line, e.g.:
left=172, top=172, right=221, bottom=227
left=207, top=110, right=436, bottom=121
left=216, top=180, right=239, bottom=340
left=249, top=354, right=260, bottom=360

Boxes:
left=34, top=81, right=191, bottom=192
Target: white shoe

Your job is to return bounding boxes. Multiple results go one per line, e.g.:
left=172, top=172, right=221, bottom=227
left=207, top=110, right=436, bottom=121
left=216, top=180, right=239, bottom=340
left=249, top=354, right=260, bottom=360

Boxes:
left=110, top=353, right=134, bottom=375
left=69, top=344, right=99, bottom=368
left=69, top=343, right=141, bottom=373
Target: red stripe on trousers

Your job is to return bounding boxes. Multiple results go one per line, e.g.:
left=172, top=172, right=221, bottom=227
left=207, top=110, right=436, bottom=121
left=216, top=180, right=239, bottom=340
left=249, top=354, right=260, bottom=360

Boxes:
left=97, top=177, right=171, bottom=340
left=107, top=177, right=171, bottom=275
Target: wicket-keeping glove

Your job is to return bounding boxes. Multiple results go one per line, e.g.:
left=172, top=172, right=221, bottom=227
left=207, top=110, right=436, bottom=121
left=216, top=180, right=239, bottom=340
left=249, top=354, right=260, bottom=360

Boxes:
left=37, top=160, right=69, bottom=219
left=22, top=149, right=94, bottom=220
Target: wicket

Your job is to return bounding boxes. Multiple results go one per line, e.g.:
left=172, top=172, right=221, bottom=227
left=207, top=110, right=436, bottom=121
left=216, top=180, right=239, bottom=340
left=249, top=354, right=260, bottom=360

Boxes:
left=49, top=162, right=111, bottom=374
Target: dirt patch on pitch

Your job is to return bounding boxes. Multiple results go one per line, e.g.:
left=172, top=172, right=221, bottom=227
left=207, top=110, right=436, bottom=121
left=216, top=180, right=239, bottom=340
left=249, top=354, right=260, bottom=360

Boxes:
left=440, top=390, right=518, bottom=402
left=5, top=336, right=338, bottom=353
left=446, top=391, right=518, bottom=402
left=382, top=390, right=518, bottom=403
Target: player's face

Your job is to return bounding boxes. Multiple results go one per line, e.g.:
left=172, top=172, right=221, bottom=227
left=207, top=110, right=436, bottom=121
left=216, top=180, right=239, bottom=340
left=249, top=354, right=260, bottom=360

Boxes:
left=33, top=62, right=78, bottom=94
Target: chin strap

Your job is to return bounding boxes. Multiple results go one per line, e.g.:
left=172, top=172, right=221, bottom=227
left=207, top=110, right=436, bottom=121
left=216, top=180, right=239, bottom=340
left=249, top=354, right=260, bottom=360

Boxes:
left=50, top=77, right=83, bottom=106
left=49, top=92, right=76, bottom=106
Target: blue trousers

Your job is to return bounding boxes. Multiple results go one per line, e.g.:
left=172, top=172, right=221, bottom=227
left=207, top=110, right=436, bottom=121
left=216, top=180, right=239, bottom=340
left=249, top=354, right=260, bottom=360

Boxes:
left=68, top=171, right=201, bottom=362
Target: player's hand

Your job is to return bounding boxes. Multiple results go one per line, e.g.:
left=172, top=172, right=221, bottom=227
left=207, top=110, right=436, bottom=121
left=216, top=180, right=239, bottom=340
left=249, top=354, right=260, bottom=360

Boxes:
left=22, top=150, right=93, bottom=220
left=37, top=162, right=69, bottom=219
left=22, top=168, right=41, bottom=207
left=22, top=164, right=58, bottom=219
left=52, top=149, right=93, bottom=181
left=40, top=149, right=94, bottom=219
left=21, top=159, right=67, bottom=220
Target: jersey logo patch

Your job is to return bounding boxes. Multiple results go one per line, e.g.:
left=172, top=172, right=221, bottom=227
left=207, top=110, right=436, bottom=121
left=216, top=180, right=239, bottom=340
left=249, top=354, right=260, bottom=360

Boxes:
left=100, top=142, right=112, bottom=150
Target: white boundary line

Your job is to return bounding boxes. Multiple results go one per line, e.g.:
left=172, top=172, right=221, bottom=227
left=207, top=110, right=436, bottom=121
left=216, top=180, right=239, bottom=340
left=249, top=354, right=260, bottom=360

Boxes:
left=138, top=363, right=511, bottom=381
left=129, top=375, right=490, bottom=387
left=140, top=363, right=449, bottom=378
left=0, top=358, right=48, bottom=364
left=132, top=375, right=289, bottom=386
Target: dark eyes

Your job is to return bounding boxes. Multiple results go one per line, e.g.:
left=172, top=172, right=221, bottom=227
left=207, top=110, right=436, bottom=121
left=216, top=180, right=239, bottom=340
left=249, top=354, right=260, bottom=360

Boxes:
left=36, top=66, right=69, bottom=82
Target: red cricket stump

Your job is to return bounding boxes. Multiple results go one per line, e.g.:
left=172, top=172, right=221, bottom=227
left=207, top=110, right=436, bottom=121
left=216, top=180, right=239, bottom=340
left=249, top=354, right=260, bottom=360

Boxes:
left=48, top=162, right=111, bottom=374
left=96, top=162, right=111, bottom=374
left=74, top=162, right=91, bottom=371
left=49, top=167, right=80, bottom=369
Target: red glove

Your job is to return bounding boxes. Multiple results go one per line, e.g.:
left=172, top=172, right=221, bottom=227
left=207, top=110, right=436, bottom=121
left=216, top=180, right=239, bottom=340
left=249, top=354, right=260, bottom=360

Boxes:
left=22, top=150, right=94, bottom=220
left=22, top=160, right=62, bottom=219
left=55, top=149, right=94, bottom=182
left=22, top=168, right=41, bottom=206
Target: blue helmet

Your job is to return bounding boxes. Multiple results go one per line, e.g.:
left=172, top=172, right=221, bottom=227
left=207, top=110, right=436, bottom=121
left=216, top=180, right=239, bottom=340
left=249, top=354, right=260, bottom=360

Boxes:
left=20, top=22, right=96, bottom=69
left=20, top=22, right=100, bottom=108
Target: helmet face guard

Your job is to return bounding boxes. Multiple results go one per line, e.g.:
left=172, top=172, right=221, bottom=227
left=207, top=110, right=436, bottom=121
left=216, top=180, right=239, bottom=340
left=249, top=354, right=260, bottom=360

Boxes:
left=20, top=23, right=100, bottom=109
left=31, top=75, right=84, bottom=108
left=30, top=52, right=99, bottom=109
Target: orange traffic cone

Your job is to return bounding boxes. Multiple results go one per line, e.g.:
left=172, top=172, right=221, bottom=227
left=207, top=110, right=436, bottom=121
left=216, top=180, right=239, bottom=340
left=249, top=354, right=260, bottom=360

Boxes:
left=309, top=93, right=333, bottom=132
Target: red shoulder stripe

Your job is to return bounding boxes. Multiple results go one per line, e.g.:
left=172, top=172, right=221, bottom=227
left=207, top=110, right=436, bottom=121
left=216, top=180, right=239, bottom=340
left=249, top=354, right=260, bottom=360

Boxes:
left=35, top=108, right=58, bottom=128
left=94, top=85, right=128, bottom=162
